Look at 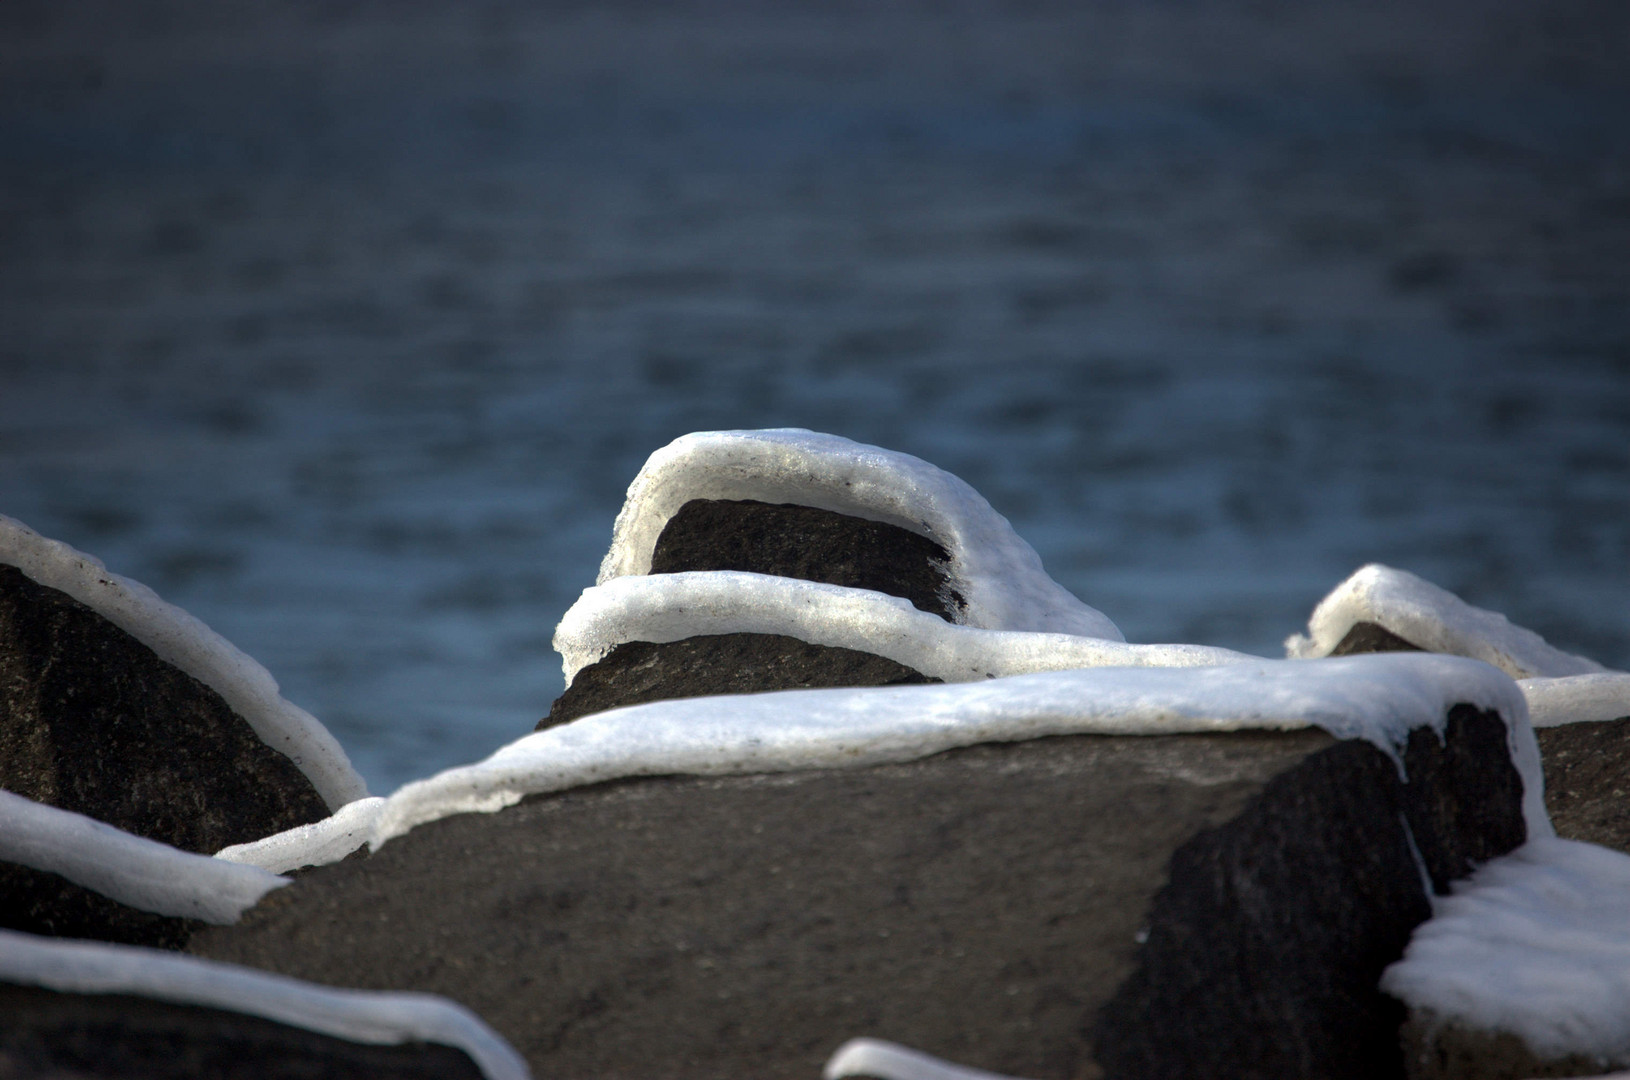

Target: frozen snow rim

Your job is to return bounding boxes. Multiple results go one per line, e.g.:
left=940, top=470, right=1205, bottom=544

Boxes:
left=216, top=796, right=385, bottom=875
left=825, top=1038, right=1034, bottom=1080
left=556, top=571, right=1254, bottom=686
left=1381, top=837, right=1630, bottom=1068
left=1521, top=673, right=1630, bottom=728
left=367, top=653, right=1542, bottom=853
left=1285, top=563, right=1610, bottom=680
left=0, top=514, right=368, bottom=809
left=0, top=790, right=288, bottom=924
left=595, top=429, right=1123, bottom=640
left=0, top=929, right=530, bottom=1080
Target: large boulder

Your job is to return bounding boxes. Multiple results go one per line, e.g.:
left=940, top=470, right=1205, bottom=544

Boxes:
left=0, top=563, right=330, bottom=853
left=0, top=929, right=526, bottom=1080
left=192, top=657, right=1535, bottom=1080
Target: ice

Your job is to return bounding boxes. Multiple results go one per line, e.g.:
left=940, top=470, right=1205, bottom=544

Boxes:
left=369, top=652, right=1540, bottom=852
left=557, top=571, right=1255, bottom=686
left=595, top=429, right=1123, bottom=640
left=0, top=790, right=287, bottom=924
left=1381, top=837, right=1630, bottom=1068
left=1521, top=673, right=1630, bottom=728
left=825, top=1038, right=1033, bottom=1080
left=0, top=929, right=530, bottom=1080
left=216, top=796, right=385, bottom=874
left=1285, top=563, right=1611, bottom=679
left=0, top=514, right=369, bottom=809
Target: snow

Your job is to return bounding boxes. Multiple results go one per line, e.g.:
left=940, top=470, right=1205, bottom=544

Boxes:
left=825, top=1038, right=1033, bottom=1080
left=1521, top=673, right=1630, bottom=728
left=0, top=790, right=288, bottom=924
left=0, top=514, right=368, bottom=809
left=1381, top=837, right=1630, bottom=1069
left=594, top=429, right=1123, bottom=640
left=1285, top=563, right=1610, bottom=680
left=216, top=796, right=385, bottom=874
left=556, top=571, right=1255, bottom=686
left=0, top=929, right=530, bottom=1080
left=369, top=652, right=1540, bottom=852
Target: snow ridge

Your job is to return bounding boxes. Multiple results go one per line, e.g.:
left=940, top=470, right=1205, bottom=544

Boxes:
left=595, top=429, right=1123, bottom=640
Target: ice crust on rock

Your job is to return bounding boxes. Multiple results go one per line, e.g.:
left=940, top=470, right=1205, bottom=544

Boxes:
left=1381, top=837, right=1630, bottom=1068
left=595, top=429, right=1123, bottom=640
left=556, top=571, right=1254, bottom=686
left=369, top=653, right=1542, bottom=852
left=0, top=790, right=288, bottom=924
left=0, top=929, right=530, bottom=1080
left=1286, top=563, right=1611, bottom=680
left=0, top=515, right=368, bottom=809
left=824, top=1038, right=1034, bottom=1080
left=216, top=797, right=385, bottom=874
left=1521, top=673, right=1630, bottom=728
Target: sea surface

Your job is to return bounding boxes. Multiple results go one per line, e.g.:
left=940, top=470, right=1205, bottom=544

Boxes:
left=2, top=0, right=1626, bottom=793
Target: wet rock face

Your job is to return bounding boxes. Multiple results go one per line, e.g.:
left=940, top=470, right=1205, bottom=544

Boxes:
left=540, top=632, right=940, bottom=729
left=192, top=708, right=1526, bottom=1080
left=0, top=983, right=486, bottom=1080
left=649, top=498, right=966, bottom=621
left=0, top=563, right=330, bottom=853
left=1537, top=717, right=1630, bottom=854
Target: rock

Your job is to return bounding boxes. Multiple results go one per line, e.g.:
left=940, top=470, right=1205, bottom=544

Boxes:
left=0, top=563, right=331, bottom=855
left=650, top=498, right=965, bottom=621
left=0, top=928, right=526, bottom=1080
left=1397, top=1010, right=1614, bottom=1080
left=0, top=983, right=488, bottom=1079
left=540, top=631, right=940, bottom=729
left=192, top=702, right=1526, bottom=1080
left=1329, top=620, right=1427, bottom=656
left=0, top=862, right=200, bottom=950
left=1535, top=718, right=1630, bottom=854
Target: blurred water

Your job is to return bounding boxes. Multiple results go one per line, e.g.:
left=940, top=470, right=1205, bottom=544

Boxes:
left=2, top=0, right=1627, bottom=793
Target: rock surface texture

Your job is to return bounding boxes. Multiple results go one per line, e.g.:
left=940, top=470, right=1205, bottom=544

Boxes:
left=0, top=983, right=487, bottom=1080
left=1397, top=1009, right=1619, bottom=1080
left=649, top=498, right=965, bottom=621
left=540, top=632, right=940, bottom=729
left=192, top=705, right=1525, bottom=1080
left=1534, top=718, right=1630, bottom=854
left=0, top=563, right=329, bottom=944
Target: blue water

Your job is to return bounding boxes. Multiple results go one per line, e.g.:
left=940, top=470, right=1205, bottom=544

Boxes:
left=2, top=1, right=1626, bottom=793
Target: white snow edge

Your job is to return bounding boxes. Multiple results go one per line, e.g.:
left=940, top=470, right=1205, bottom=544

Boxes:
left=595, top=429, right=1123, bottom=640
left=556, top=571, right=1254, bottom=686
left=1521, top=673, right=1630, bottom=728
left=1381, top=837, right=1630, bottom=1068
left=0, top=929, right=530, bottom=1080
left=217, top=796, right=385, bottom=874
left=0, top=790, right=288, bottom=924
left=366, top=653, right=1542, bottom=853
left=1285, top=563, right=1610, bottom=680
left=825, top=1038, right=1034, bottom=1080
left=0, top=514, right=368, bottom=809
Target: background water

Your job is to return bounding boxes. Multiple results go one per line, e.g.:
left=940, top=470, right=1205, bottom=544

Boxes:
left=2, top=0, right=1626, bottom=795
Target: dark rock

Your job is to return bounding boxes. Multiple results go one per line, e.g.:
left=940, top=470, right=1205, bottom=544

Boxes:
left=540, top=632, right=941, bottom=729
left=191, top=707, right=1525, bottom=1080
left=0, top=982, right=486, bottom=1080
left=0, top=563, right=330, bottom=855
left=1329, top=621, right=1427, bottom=657
left=1398, top=1008, right=1615, bottom=1080
left=1537, top=717, right=1630, bottom=854
left=0, top=862, right=201, bottom=950
left=1092, top=706, right=1524, bottom=1080
left=649, top=498, right=966, bottom=621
